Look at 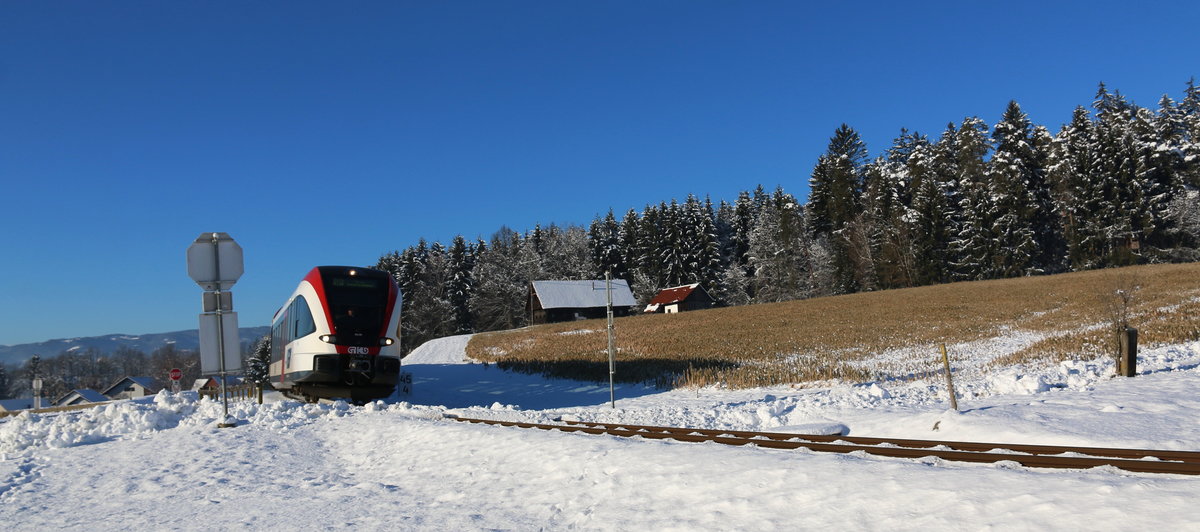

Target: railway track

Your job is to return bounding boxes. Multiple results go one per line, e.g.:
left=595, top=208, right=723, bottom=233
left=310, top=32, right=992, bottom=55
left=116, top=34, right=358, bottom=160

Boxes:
left=448, top=416, right=1200, bottom=476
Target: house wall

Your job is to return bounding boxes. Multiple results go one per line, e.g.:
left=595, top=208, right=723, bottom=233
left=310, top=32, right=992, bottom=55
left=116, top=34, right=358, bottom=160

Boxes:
left=535, top=306, right=635, bottom=324
left=682, top=292, right=715, bottom=312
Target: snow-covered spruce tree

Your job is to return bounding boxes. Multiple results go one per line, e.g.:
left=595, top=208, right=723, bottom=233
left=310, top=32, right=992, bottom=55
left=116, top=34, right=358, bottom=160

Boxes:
left=805, top=232, right=838, bottom=298
left=377, top=247, right=424, bottom=350
left=714, top=261, right=750, bottom=306
left=542, top=224, right=594, bottom=280
left=808, top=126, right=867, bottom=236
left=516, top=227, right=546, bottom=283
left=1089, top=84, right=1142, bottom=267
left=397, top=240, right=455, bottom=353
left=746, top=195, right=786, bottom=303
left=618, top=208, right=642, bottom=277
left=1180, top=78, right=1200, bottom=190
left=948, top=116, right=995, bottom=280
left=906, top=137, right=954, bottom=286
left=634, top=204, right=664, bottom=288
left=683, top=194, right=723, bottom=292
left=988, top=100, right=1053, bottom=277
left=658, top=200, right=687, bottom=288
left=714, top=199, right=736, bottom=267
left=588, top=215, right=605, bottom=273
left=861, top=161, right=905, bottom=290
left=1132, top=99, right=1190, bottom=260
left=629, top=268, right=659, bottom=307
left=469, top=228, right=529, bottom=332
left=1048, top=106, right=1102, bottom=270
left=375, top=250, right=403, bottom=286
left=445, top=235, right=475, bottom=335
left=589, top=209, right=628, bottom=281
left=863, top=129, right=927, bottom=289
left=730, top=192, right=753, bottom=264
left=245, top=335, right=270, bottom=384
left=746, top=189, right=807, bottom=303
left=775, top=187, right=809, bottom=298
left=678, top=196, right=701, bottom=281
left=1031, top=123, right=1068, bottom=273
left=1168, top=190, right=1200, bottom=257
left=808, top=124, right=869, bottom=294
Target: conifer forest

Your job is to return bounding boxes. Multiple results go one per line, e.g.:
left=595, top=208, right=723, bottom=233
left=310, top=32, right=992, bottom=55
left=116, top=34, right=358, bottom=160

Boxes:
left=378, top=81, right=1200, bottom=354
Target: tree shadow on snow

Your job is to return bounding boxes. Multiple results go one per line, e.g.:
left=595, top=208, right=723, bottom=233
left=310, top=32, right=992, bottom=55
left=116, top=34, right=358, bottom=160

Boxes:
left=395, top=358, right=731, bottom=410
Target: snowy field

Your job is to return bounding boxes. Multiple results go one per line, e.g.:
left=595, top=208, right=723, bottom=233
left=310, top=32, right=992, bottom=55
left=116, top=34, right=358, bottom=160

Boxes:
left=3, top=333, right=1200, bottom=530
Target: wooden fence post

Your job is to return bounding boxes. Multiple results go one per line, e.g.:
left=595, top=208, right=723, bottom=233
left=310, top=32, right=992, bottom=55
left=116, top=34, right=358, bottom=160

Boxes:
left=1119, top=327, right=1138, bottom=377
left=940, top=343, right=959, bottom=411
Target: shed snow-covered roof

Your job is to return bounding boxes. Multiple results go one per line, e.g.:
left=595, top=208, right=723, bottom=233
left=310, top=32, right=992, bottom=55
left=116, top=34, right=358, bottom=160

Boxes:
left=532, top=280, right=636, bottom=309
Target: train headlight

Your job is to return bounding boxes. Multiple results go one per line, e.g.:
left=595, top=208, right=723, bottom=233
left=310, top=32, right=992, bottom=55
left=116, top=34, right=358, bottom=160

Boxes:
left=380, top=337, right=395, bottom=346
left=319, top=334, right=338, bottom=344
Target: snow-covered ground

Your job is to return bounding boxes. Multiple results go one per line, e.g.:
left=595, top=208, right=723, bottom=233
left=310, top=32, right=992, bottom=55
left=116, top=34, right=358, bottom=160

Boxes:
left=3, top=334, right=1200, bottom=530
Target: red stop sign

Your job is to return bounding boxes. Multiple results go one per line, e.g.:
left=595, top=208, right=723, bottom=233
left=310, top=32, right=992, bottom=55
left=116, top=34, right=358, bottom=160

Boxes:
left=169, top=368, right=183, bottom=381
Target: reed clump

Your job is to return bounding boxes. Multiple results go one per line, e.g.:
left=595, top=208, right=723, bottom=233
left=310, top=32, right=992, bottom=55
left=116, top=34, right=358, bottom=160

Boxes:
left=466, top=263, right=1200, bottom=389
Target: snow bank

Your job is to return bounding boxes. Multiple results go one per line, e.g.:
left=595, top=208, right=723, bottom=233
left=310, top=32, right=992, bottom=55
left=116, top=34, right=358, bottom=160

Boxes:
left=0, top=391, right=369, bottom=459
left=2, top=338, right=1200, bottom=530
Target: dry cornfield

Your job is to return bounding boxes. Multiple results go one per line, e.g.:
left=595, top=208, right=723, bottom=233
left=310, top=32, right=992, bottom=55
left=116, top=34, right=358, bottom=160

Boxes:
left=465, top=263, right=1200, bottom=389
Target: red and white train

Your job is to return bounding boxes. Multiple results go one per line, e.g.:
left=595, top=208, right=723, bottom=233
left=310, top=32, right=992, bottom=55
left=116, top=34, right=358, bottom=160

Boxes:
left=270, top=266, right=403, bottom=403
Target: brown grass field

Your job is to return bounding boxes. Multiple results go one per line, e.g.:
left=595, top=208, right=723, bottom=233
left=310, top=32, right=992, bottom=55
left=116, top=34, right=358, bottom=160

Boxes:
left=465, top=263, right=1200, bottom=389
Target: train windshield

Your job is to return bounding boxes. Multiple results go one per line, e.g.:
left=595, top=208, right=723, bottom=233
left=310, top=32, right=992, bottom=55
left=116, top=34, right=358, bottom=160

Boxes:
left=325, top=274, right=389, bottom=346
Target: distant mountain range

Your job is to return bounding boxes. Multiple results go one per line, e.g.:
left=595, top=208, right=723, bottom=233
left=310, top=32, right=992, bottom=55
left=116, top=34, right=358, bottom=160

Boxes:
left=0, top=327, right=272, bottom=367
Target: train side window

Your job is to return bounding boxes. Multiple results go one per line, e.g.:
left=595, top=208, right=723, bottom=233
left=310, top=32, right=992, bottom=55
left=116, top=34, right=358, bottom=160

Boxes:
left=293, top=296, right=317, bottom=338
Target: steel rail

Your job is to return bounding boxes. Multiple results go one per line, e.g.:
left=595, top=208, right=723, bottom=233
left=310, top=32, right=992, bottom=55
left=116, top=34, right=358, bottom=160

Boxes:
left=449, top=416, right=1200, bottom=476
left=558, top=419, right=1200, bottom=464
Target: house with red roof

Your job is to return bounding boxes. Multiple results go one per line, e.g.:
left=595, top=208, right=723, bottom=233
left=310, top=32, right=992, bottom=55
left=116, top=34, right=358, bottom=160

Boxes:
left=644, top=283, right=715, bottom=314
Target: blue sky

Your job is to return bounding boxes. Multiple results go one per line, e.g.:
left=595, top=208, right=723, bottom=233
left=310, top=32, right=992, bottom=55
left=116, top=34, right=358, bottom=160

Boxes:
left=2, top=1, right=1197, bottom=346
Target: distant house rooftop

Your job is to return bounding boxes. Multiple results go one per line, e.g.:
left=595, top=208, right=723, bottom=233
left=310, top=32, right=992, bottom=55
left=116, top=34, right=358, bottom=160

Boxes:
left=102, top=376, right=163, bottom=400
left=0, top=398, right=34, bottom=413
left=55, top=389, right=110, bottom=407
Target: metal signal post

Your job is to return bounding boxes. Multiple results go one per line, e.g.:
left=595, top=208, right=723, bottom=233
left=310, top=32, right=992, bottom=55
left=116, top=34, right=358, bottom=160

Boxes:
left=211, top=234, right=232, bottom=427
left=187, top=232, right=244, bottom=428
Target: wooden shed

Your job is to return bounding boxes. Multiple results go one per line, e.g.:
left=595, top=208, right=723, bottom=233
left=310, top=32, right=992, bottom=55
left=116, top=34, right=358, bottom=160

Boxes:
left=644, top=283, right=715, bottom=314
left=528, top=279, right=637, bottom=324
